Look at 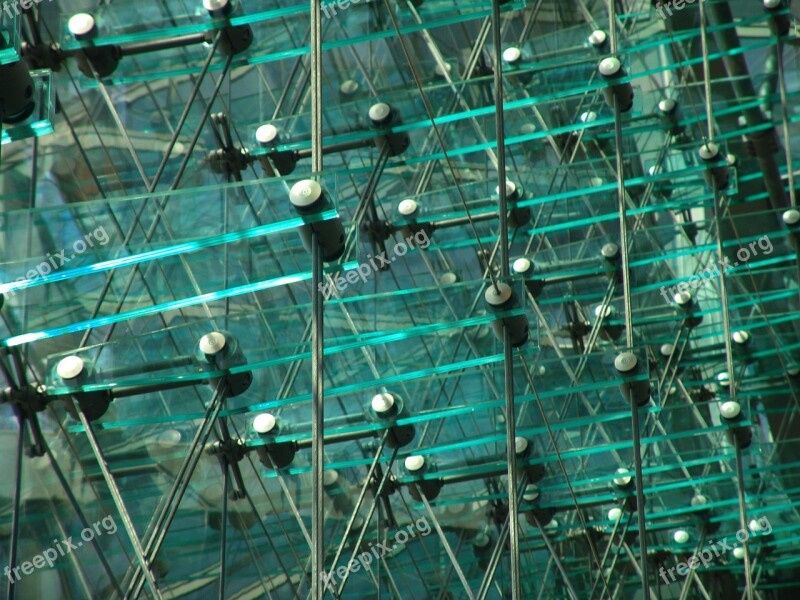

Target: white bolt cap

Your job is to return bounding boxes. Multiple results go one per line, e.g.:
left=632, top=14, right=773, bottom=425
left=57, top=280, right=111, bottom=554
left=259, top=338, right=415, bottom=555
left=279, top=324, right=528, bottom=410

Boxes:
left=523, top=484, right=540, bottom=501
left=783, top=209, right=800, bottom=226
left=608, top=507, right=623, bottom=521
left=749, top=518, right=766, bottom=532
left=323, top=470, right=339, bottom=486
left=733, top=330, right=750, bottom=345
left=371, top=393, right=395, bottom=414
left=614, top=352, right=638, bottom=373
left=673, top=529, right=690, bottom=544
left=398, top=199, right=418, bottom=216
left=720, top=400, right=741, bottom=419
left=613, top=468, right=632, bottom=486
left=199, top=331, right=226, bottom=355
left=658, top=98, right=677, bottom=113
left=660, top=343, right=675, bottom=357
left=691, top=494, right=709, bottom=507
left=496, top=180, right=517, bottom=197
left=733, top=547, right=746, bottom=559
left=253, top=413, right=277, bottom=434
left=369, top=102, right=392, bottom=123
left=595, top=304, right=613, bottom=319
left=203, top=0, right=229, bottom=11
left=503, top=47, right=522, bottom=64
left=514, top=437, right=529, bottom=454
left=474, top=532, right=491, bottom=547
left=156, top=429, right=182, bottom=448
left=589, top=30, right=607, bottom=46
left=434, top=62, right=452, bottom=77
left=764, top=0, right=782, bottom=8
left=68, top=13, right=96, bottom=37
left=580, top=111, right=598, bottom=124
left=698, top=143, right=721, bottom=161
left=598, top=56, right=622, bottom=77
left=601, top=243, right=619, bottom=258
left=484, top=282, right=513, bottom=306
left=513, top=258, right=532, bottom=274
left=439, top=272, right=458, bottom=285
left=256, top=124, right=279, bottom=145
left=405, top=455, right=425, bottom=472
left=57, top=356, right=85, bottom=380
left=340, top=79, right=359, bottom=95
left=674, top=290, right=692, bottom=306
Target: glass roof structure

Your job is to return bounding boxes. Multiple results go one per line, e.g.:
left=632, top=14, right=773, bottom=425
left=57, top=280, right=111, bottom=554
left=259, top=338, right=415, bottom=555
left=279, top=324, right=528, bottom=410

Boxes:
left=2, top=0, right=800, bottom=598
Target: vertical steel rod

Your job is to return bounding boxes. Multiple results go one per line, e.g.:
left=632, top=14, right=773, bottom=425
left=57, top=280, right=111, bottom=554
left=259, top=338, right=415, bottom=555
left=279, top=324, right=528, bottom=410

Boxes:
left=490, top=1, right=521, bottom=596
left=218, top=462, right=229, bottom=600
left=6, top=414, right=24, bottom=600
left=311, top=231, right=325, bottom=600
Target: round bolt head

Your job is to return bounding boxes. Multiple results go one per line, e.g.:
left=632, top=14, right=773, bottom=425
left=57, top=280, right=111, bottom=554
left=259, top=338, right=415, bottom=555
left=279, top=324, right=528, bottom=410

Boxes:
left=674, top=290, right=692, bottom=306
left=371, top=392, right=395, bottom=414
left=512, top=258, right=532, bottom=275
left=253, top=413, right=277, bottom=434
left=523, top=484, right=540, bottom=501
left=764, top=0, right=782, bottom=8
left=783, top=209, right=800, bottom=226
left=484, top=282, right=512, bottom=307
left=439, top=272, right=458, bottom=285
left=405, top=455, right=425, bottom=472
left=520, top=123, right=537, bottom=135
left=57, top=356, right=85, bottom=380
left=598, top=56, right=622, bottom=77
left=601, top=243, right=619, bottom=258
left=613, top=467, right=632, bottom=486
left=496, top=180, right=517, bottom=197
left=514, top=437, right=529, bottom=455
left=614, top=352, right=638, bottom=373
left=580, top=111, right=598, bottom=124
left=589, top=30, right=607, bottom=47
left=398, top=198, right=418, bottom=216
left=203, top=0, right=230, bottom=10
left=614, top=467, right=633, bottom=485
left=659, top=343, right=675, bottom=357
left=658, top=98, right=677, bottom=113
left=698, top=142, right=720, bottom=161
left=199, top=331, right=226, bottom=355
left=68, top=13, right=96, bottom=36
left=434, top=62, right=452, bottom=77
left=673, top=529, right=690, bottom=544
left=156, top=429, right=182, bottom=448
left=733, top=547, right=745, bottom=559
left=502, top=47, right=522, bottom=64
left=595, top=304, right=613, bottom=319
left=369, top=102, right=392, bottom=123
left=720, top=400, right=741, bottom=419
left=256, top=124, right=279, bottom=145
left=733, top=330, right=750, bottom=345
left=289, top=179, right=323, bottom=209
left=716, top=371, right=730, bottom=386
left=608, top=507, right=622, bottom=521
left=691, top=494, right=709, bottom=507
left=323, top=470, right=339, bottom=486
left=340, top=79, right=359, bottom=95
left=474, top=532, right=491, bottom=547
